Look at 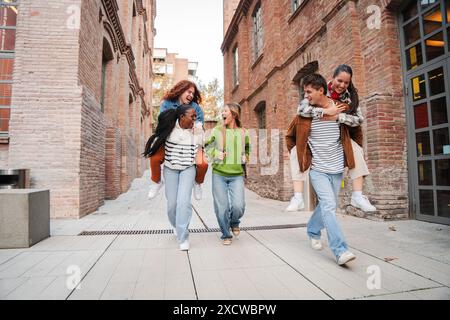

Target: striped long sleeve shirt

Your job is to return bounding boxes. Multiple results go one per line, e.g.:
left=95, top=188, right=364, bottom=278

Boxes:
left=308, top=119, right=344, bottom=174
left=164, top=121, right=203, bottom=171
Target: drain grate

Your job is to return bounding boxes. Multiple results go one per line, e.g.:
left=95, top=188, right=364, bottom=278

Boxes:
left=77, top=224, right=306, bottom=236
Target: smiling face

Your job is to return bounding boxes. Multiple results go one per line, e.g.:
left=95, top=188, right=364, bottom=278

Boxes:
left=331, top=71, right=351, bottom=95
left=222, top=105, right=235, bottom=127
left=179, top=108, right=197, bottom=129
left=303, top=84, right=325, bottom=106
left=179, top=86, right=195, bottom=105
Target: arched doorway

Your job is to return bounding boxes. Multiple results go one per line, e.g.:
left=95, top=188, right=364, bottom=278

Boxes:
left=400, top=0, right=450, bottom=224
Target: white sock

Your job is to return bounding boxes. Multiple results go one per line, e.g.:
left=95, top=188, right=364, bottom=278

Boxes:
left=352, top=191, right=363, bottom=198
left=294, top=192, right=303, bottom=200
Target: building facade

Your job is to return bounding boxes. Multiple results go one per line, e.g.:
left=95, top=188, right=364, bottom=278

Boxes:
left=152, top=48, right=198, bottom=109
left=222, top=0, right=450, bottom=224
left=0, top=0, right=156, bottom=218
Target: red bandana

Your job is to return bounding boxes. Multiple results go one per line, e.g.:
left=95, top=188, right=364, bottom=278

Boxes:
left=328, top=82, right=341, bottom=101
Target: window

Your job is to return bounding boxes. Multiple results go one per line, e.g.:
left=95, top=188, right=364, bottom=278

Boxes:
left=232, top=46, right=239, bottom=87
left=252, top=3, right=263, bottom=60
left=166, top=63, right=173, bottom=75
left=101, top=38, right=114, bottom=113
left=255, top=102, right=266, bottom=129
left=0, top=0, right=18, bottom=136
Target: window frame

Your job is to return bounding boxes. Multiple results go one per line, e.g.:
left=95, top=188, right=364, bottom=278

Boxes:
left=232, top=45, right=239, bottom=88
left=0, top=1, right=19, bottom=137
left=252, top=3, right=263, bottom=61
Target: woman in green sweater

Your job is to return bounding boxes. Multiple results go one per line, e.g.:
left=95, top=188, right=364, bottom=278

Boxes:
left=206, top=103, right=250, bottom=245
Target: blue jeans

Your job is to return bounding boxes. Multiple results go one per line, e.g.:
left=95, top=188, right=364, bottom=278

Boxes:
left=163, top=166, right=196, bottom=243
left=212, top=173, right=245, bottom=239
left=307, top=170, right=348, bottom=259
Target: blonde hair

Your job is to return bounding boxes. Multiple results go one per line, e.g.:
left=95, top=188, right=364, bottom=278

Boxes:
left=225, top=102, right=242, bottom=128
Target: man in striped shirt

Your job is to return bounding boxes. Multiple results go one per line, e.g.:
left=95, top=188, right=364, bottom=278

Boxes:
left=286, top=73, right=357, bottom=266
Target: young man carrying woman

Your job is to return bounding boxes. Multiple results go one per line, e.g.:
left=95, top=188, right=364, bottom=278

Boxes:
left=287, top=65, right=376, bottom=213
left=286, top=73, right=357, bottom=266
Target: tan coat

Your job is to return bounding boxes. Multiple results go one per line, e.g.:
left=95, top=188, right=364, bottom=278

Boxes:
left=285, top=116, right=355, bottom=173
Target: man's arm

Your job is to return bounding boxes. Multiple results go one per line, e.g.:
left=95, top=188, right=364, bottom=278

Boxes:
left=286, top=117, right=298, bottom=153
left=297, top=99, right=324, bottom=119
left=337, top=107, right=364, bottom=127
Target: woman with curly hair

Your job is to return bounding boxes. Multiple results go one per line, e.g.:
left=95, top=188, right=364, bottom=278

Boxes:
left=148, top=80, right=208, bottom=201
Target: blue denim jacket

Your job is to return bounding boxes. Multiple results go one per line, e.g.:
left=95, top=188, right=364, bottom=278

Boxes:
left=160, top=100, right=205, bottom=124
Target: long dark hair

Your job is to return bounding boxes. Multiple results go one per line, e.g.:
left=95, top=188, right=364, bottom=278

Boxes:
left=163, top=80, right=202, bottom=105
left=333, top=64, right=359, bottom=114
left=143, top=105, right=194, bottom=158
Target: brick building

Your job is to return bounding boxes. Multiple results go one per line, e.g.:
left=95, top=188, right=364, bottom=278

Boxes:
left=0, top=0, right=156, bottom=218
left=152, top=47, right=198, bottom=109
left=222, top=0, right=450, bottom=224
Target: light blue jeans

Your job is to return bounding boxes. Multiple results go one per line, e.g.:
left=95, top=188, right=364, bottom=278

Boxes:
left=163, top=165, right=196, bottom=243
left=307, top=170, right=348, bottom=259
left=212, top=173, right=245, bottom=239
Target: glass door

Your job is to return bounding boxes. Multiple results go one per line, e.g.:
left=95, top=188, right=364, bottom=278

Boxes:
left=401, top=0, right=450, bottom=224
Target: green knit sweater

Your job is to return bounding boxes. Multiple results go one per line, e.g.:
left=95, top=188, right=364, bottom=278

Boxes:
left=205, top=125, right=250, bottom=177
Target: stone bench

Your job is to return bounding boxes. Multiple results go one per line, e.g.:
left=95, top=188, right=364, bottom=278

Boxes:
left=0, top=189, right=50, bottom=249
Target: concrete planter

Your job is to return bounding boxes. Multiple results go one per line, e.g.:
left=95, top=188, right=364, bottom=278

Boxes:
left=0, top=189, right=50, bottom=248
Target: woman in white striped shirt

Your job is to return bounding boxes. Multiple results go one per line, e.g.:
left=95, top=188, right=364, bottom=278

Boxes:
left=143, top=105, right=203, bottom=251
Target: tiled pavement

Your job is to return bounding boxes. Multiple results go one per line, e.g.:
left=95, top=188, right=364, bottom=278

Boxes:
left=1, top=171, right=449, bottom=300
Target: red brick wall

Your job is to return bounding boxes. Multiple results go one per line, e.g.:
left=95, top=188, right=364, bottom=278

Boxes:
left=223, top=0, right=409, bottom=219
left=6, top=0, right=84, bottom=218
left=2, top=0, right=155, bottom=218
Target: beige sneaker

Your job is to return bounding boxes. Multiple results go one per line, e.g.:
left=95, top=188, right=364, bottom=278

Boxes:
left=148, top=181, right=164, bottom=199
left=310, top=238, right=323, bottom=250
left=179, top=240, right=190, bottom=251
left=231, top=227, right=240, bottom=236
left=286, top=196, right=305, bottom=212
left=351, top=195, right=376, bottom=213
left=222, top=238, right=232, bottom=246
left=338, top=251, right=356, bottom=265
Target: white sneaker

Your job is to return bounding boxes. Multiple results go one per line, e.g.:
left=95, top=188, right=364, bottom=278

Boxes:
left=351, top=195, right=377, bottom=212
left=286, top=196, right=305, bottom=212
left=179, top=240, right=190, bottom=251
left=337, top=251, right=356, bottom=265
left=148, top=181, right=163, bottom=199
left=193, top=183, right=202, bottom=200
left=310, top=238, right=323, bottom=250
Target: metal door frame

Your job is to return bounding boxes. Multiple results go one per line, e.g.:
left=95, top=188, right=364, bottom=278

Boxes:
left=399, top=0, right=450, bottom=224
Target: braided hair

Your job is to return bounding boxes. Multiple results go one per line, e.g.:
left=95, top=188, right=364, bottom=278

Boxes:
left=143, top=105, right=194, bottom=157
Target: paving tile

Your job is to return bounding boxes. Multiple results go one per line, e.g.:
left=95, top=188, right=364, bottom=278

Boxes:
left=0, top=278, right=28, bottom=299
left=249, top=229, right=440, bottom=300
left=4, top=276, right=56, bottom=300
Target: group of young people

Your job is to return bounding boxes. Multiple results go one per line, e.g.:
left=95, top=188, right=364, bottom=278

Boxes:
left=143, top=64, right=376, bottom=266
left=143, top=80, right=249, bottom=251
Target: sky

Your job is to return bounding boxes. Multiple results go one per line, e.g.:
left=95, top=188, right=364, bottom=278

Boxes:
left=154, top=0, right=224, bottom=88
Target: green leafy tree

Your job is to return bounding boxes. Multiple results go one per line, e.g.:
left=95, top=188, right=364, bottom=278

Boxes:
left=152, top=74, right=173, bottom=129
left=199, top=78, right=223, bottom=121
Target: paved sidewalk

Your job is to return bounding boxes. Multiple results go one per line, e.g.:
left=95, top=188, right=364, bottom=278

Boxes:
left=1, top=171, right=449, bottom=300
